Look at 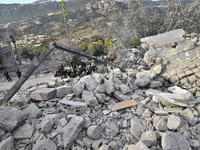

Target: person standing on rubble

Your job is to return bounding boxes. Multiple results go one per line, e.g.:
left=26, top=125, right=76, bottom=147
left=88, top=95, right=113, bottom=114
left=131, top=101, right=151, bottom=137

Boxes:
left=3, top=70, right=12, bottom=82
left=16, top=69, right=21, bottom=79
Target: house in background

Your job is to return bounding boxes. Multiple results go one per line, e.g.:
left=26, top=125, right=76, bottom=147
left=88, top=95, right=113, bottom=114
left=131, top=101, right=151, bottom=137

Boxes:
left=0, top=28, right=21, bottom=69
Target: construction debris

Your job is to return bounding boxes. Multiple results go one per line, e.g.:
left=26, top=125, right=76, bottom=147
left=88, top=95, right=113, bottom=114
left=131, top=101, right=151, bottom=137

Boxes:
left=0, top=30, right=200, bottom=150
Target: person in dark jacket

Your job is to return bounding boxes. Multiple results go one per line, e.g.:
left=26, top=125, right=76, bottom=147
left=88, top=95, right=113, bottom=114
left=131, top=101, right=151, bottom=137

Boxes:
left=16, top=69, right=21, bottom=79
left=3, top=70, right=12, bottom=82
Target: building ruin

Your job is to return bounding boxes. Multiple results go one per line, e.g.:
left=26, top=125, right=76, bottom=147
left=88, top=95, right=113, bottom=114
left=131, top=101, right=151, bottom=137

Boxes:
left=0, top=28, right=21, bottom=69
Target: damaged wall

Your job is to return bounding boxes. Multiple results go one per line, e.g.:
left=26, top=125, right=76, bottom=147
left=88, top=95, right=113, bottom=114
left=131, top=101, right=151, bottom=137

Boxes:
left=0, top=28, right=18, bottom=68
left=141, top=29, right=200, bottom=96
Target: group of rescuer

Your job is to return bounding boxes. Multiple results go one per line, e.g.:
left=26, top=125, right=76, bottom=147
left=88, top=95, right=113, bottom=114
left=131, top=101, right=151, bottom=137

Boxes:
left=54, top=58, right=96, bottom=79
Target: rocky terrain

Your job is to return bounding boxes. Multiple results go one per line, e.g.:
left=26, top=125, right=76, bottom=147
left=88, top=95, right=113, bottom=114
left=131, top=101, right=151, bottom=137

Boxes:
left=0, top=29, right=200, bottom=150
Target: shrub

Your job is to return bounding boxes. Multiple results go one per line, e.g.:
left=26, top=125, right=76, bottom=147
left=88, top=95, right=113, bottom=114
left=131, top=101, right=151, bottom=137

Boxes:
left=132, top=38, right=141, bottom=48
left=78, top=36, right=112, bottom=56
left=35, top=45, right=48, bottom=54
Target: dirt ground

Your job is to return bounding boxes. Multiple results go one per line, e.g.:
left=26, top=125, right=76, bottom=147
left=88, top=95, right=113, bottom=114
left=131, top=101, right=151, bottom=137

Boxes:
left=0, top=73, right=57, bottom=91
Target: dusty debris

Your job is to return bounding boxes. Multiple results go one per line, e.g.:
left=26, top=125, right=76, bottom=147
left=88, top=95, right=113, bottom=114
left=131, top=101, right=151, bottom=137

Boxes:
left=0, top=31, right=200, bottom=150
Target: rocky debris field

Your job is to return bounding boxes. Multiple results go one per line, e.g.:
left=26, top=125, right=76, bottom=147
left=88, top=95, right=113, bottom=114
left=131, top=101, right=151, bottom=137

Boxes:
left=0, top=30, right=200, bottom=150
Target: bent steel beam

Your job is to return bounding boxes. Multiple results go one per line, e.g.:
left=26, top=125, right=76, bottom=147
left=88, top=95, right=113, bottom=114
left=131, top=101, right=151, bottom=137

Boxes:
left=1, top=43, right=125, bottom=104
left=54, top=43, right=126, bottom=72
left=1, top=44, right=55, bottom=104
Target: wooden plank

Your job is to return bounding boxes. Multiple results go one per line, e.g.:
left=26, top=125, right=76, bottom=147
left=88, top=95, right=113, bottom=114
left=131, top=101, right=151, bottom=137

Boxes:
left=110, top=99, right=137, bottom=111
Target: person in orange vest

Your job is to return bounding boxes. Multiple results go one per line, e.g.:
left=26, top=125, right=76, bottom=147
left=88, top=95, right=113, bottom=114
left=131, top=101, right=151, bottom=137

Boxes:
left=110, top=54, right=114, bottom=63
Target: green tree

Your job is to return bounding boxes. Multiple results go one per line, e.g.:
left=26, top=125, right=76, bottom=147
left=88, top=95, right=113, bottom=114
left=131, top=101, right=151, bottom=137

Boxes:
left=35, top=45, right=48, bottom=54
left=78, top=36, right=111, bottom=56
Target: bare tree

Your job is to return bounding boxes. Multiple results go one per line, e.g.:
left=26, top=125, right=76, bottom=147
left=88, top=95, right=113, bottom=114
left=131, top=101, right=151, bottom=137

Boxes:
left=101, top=0, right=200, bottom=57
left=159, top=0, right=200, bottom=33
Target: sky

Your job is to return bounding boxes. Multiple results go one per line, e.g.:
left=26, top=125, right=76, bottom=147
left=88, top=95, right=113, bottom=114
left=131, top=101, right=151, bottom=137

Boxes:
left=0, top=0, right=61, bottom=4
left=0, top=0, right=158, bottom=4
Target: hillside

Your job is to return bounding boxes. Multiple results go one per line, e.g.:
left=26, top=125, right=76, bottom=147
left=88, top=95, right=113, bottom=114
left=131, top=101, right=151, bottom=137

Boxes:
left=0, top=0, right=100, bottom=25
left=0, top=0, right=116, bottom=46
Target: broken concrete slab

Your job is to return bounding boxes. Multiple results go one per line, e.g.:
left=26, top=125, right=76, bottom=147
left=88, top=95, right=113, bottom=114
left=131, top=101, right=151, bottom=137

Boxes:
left=168, top=86, right=193, bottom=97
left=154, top=109, right=168, bottom=116
left=22, top=103, right=42, bottom=119
left=130, top=117, right=143, bottom=141
left=82, top=91, right=99, bottom=107
left=82, top=137, right=94, bottom=149
left=161, top=132, right=191, bottom=150
left=113, top=90, right=132, bottom=102
left=63, top=116, right=85, bottom=150
left=59, top=99, right=88, bottom=114
left=13, top=123, right=34, bottom=139
left=0, top=107, right=27, bottom=132
left=72, top=82, right=85, bottom=96
left=119, top=84, right=131, bottom=94
left=134, top=77, right=151, bottom=88
left=87, top=125, right=101, bottom=140
left=181, top=108, right=195, bottom=125
left=95, top=93, right=107, bottom=103
left=167, top=115, right=181, bottom=130
left=56, top=85, right=72, bottom=98
left=9, top=93, right=30, bottom=106
left=140, top=130, right=157, bottom=147
left=133, top=141, right=150, bottom=150
left=0, top=129, right=6, bottom=140
left=157, top=93, right=191, bottom=101
left=30, top=88, right=56, bottom=101
left=141, top=29, right=185, bottom=45
left=155, top=93, right=191, bottom=107
left=155, top=118, right=168, bottom=131
left=41, top=118, right=54, bottom=134
left=149, top=81, right=163, bottom=88
left=84, top=77, right=98, bottom=91
left=104, top=79, right=115, bottom=95
left=32, top=139, right=57, bottom=150
left=93, top=84, right=106, bottom=94
left=0, top=136, right=14, bottom=150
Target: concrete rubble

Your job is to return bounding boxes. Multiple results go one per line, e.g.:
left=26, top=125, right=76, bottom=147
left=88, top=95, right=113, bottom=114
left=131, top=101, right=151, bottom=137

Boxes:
left=0, top=29, right=200, bottom=150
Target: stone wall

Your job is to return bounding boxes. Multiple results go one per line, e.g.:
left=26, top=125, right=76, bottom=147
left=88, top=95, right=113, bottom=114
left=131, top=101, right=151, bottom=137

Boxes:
left=141, top=29, right=200, bottom=96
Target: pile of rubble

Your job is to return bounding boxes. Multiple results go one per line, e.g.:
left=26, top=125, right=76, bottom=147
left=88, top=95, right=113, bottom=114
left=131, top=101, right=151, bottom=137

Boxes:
left=0, top=29, right=200, bottom=150
left=0, top=66, right=200, bottom=150
left=142, top=29, right=200, bottom=96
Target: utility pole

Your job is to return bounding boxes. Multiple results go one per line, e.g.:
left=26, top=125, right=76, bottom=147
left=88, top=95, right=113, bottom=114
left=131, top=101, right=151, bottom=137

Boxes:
left=62, top=0, right=70, bottom=46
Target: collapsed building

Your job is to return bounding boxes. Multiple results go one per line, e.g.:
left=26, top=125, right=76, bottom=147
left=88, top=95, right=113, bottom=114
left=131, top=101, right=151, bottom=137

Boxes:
left=0, top=28, right=21, bottom=69
left=0, top=29, right=200, bottom=150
